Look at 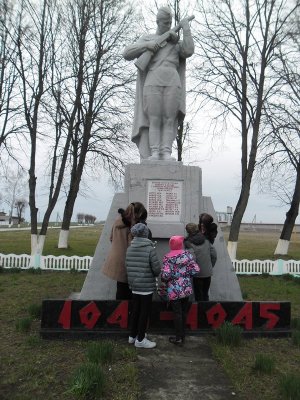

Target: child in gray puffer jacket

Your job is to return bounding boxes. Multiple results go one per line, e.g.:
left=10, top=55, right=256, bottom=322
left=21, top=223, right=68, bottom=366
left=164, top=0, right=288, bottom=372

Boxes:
left=125, top=222, right=161, bottom=349
left=184, top=223, right=217, bottom=301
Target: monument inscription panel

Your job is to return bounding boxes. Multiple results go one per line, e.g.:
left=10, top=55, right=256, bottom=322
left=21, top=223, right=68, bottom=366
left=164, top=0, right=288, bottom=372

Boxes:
left=147, top=180, right=182, bottom=222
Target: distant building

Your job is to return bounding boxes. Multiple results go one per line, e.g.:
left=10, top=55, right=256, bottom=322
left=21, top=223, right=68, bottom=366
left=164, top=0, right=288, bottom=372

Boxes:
left=216, top=206, right=233, bottom=224
left=0, top=212, right=19, bottom=226
left=215, top=209, right=300, bottom=233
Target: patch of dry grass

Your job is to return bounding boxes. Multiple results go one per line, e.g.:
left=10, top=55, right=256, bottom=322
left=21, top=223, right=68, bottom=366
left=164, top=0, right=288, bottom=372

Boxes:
left=0, top=270, right=139, bottom=400
left=210, top=275, right=300, bottom=400
left=211, top=337, right=300, bottom=400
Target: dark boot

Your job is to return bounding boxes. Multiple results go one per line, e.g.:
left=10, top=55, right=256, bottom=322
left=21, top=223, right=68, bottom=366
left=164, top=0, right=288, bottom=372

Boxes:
left=169, top=336, right=184, bottom=346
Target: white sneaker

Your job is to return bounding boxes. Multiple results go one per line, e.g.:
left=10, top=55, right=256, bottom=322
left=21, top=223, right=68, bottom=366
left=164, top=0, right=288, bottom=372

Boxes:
left=134, top=337, right=156, bottom=349
left=129, top=333, right=147, bottom=344
left=128, top=336, right=136, bottom=344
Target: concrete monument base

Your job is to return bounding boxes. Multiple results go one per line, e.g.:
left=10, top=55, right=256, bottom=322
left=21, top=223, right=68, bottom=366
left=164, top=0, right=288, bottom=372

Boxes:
left=79, top=161, right=242, bottom=301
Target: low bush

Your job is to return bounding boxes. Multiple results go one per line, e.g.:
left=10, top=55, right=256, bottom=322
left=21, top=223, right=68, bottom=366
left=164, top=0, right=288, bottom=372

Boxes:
left=68, top=362, right=105, bottom=398
left=86, top=341, right=114, bottom=365
left=24, top=334, right=44, bottom=348
left=279, top=374, right=300, bottom=400
left=27, top=303, right=42, bottom=319
left=15, top=317, right=32, bottom=333
left=215, top=322, right=243, bottom=347
left=291, top=317, right=300, bottom=330
left=253, top=353, right=275, bottom=374
left=292, top=331, right=300, bottom=347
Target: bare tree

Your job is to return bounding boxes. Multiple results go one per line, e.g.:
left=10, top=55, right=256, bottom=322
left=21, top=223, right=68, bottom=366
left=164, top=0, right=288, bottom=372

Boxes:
left=77, top=212, right=85, bottom=224
left=258, top=14, right=300, bottom=255
left=0, top=0, right=25, bottom=163
left=193, top=0, right=299, bottom=259
left=0, top=164, right=27, bottom=225
left=84, top=214, right=96, bottom=224
left=4, top=0, right=136, bottom=261
left=57, top=0, right=136, bottom=248
left=14, top=198, right=27, bottom=225
left=14, top=0, right=70, bottom=262
left=273, top=9, right=300, bottom=255
left=259, top=120, right=300, bottom=255
left=275, top=162, right=300, bottom=255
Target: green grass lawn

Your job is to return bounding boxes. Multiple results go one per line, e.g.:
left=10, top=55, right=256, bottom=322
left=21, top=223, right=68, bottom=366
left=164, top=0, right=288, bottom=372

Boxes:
left=239, top=274, right=300, bottom=317
left=0, top=270, right=138, bottom=400
left=0, top=225, right=103, bottom=256
left=222, top=229, right=300, bottom=260
left=1, top=225, right=300, bottom=260
left=209, top=275, right=300, bottom=400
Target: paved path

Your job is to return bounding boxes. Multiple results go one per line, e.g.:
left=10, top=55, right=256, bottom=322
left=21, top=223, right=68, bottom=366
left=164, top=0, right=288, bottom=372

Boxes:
left=135, top=335, right=241, bottom=400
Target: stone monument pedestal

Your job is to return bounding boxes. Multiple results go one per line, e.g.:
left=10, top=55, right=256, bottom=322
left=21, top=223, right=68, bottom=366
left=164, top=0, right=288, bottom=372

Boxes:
left=79, top=161, right=242, bottom=301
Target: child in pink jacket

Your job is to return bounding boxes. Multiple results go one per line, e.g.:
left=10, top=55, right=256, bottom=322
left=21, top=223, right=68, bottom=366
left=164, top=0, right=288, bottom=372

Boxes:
left=161, top=235, right=200, bottom=346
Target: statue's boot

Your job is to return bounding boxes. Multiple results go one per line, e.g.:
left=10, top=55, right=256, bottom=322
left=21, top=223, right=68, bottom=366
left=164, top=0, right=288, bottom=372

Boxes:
left=160, top=147, right=176, bottom=161
left=161, top=135, right=176, bottom=161
left=161, top=152, right=176, bottom=161
left=147, top=151, right=160, bottom=161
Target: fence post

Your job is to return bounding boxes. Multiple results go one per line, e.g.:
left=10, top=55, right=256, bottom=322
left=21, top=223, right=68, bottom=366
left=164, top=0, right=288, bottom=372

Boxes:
left=270, top=259, right=286, bottom=275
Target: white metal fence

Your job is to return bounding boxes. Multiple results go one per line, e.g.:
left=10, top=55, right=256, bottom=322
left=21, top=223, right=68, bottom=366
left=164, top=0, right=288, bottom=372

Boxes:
left=0, top=253, right=92, bottom=271
left=0, top=253, right=300, bottom=276
left=232, top=259, right=300, bottom=276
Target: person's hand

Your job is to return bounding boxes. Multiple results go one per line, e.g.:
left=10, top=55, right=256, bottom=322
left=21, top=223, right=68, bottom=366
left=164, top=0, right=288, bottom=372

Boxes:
left=180, top=18, right=191, bottom=30
left=168, top=30, right=178, bottom=42
left=146, top=41, right=160, bottom=52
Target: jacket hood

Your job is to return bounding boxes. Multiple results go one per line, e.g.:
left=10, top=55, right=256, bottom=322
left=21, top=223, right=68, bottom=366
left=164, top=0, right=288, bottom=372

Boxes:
left=169, top=235, right=184, bottom=250
left=186, top=232, right=205, bottom=246
left=166, top=235, right=185, bottom=257
left=131, top=222, right=149, bottom=238
left=130, top=237, right=152, bottom=248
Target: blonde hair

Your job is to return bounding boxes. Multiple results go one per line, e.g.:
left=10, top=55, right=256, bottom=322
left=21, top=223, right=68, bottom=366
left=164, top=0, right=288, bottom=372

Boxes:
left=185, top=223, right=198, bottom=235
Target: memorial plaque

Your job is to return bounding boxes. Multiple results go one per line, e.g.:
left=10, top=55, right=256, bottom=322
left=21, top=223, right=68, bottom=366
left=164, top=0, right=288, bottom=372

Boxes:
left=147, top=180, right=182, bottom=222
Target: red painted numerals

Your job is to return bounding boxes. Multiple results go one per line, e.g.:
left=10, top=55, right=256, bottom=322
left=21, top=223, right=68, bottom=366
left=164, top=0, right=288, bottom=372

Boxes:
left=79, top=302, right=101, bottom=329
left=206, top=303, right=227, bottom=329
left=58, top=300, right=72, bottom=329
left=106, top=301, right=128, bottom=328
left=260, top=303, right=280, bottom=329
left=58, top=300, right=129, bottom=330
left=186, top=303, right=198, bottom=330
left=57, top=301, right=283, bottom=331
left=231, top=303, right=253, bottom=330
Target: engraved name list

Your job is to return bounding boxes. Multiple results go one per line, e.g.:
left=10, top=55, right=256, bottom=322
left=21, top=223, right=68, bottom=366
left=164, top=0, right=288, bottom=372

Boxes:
left=147, top=180, right=182, bottom=222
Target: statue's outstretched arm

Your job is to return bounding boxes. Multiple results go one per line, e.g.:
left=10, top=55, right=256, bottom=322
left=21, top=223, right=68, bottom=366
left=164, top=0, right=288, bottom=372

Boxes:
left=123, top=37, right=157, bottom=61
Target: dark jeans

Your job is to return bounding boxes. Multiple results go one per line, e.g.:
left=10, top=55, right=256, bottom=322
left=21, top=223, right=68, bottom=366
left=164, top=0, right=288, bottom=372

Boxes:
left=130, top=293, right=153, bottom=342
left=170, top=297, right=189, bottom=339
left=116, top=281, right=132, bottom=300
left=193, top=277, right=211, bottom=301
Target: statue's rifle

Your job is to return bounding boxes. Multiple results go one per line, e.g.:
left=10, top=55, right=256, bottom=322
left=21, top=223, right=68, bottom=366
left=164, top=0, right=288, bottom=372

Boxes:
left=134, top=15, right=195, bottom=72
